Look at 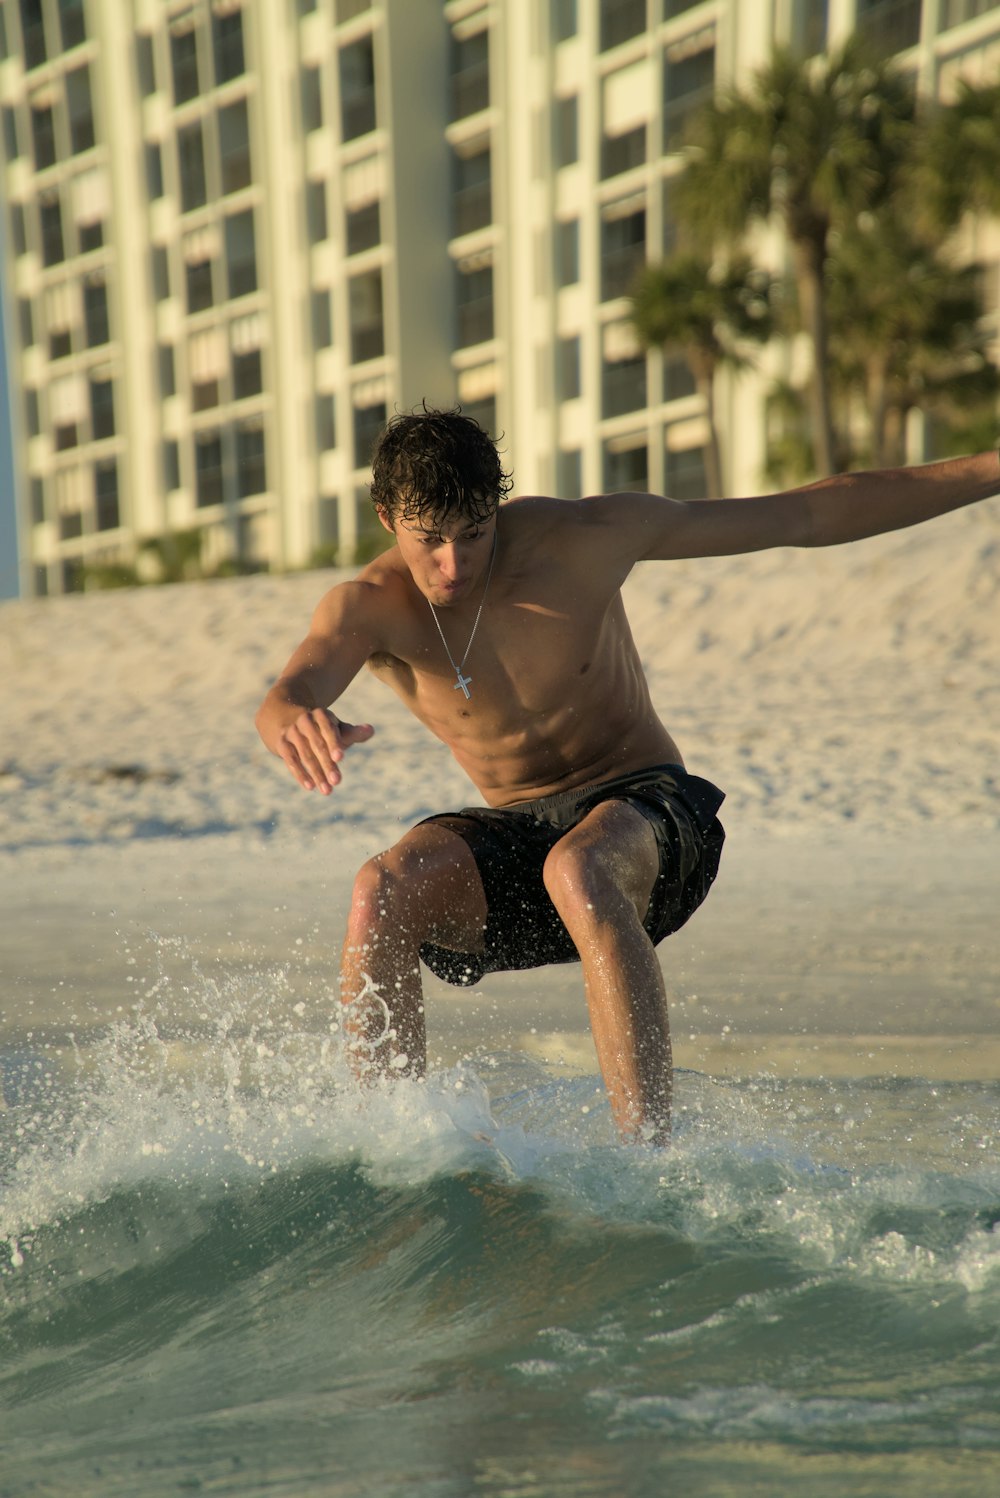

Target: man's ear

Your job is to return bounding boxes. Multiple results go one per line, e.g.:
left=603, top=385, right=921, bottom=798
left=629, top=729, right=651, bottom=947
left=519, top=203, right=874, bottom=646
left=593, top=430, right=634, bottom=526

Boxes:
left=375, top=507, right=395, bottom=535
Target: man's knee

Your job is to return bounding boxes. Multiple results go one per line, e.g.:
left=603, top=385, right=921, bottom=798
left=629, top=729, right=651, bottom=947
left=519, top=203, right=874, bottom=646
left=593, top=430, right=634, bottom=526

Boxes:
left=349, top=847, right=412, bottom=931
left=542, top=807, right=657, bottom=930
left=543, top=840, right=615, bottom=927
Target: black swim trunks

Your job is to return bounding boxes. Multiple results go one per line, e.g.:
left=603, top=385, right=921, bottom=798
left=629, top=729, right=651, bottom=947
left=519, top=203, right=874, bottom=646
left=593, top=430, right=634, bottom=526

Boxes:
left=417, top=763, right=725, bottom=988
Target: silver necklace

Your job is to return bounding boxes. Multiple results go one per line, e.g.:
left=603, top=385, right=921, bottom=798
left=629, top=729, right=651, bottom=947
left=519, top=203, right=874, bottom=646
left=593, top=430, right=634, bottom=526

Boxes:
left=426, top=529, right=498, bottom=700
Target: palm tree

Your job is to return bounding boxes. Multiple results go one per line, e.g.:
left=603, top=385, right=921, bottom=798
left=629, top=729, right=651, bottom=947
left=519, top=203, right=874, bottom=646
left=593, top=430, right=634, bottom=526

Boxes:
left=827, top=218, right=996, bottom=467
left=675, top=39, right=916, bottom=476
left=912, top=81, right=1000, bottom=233
left=629, top=252, right=772, bottom=498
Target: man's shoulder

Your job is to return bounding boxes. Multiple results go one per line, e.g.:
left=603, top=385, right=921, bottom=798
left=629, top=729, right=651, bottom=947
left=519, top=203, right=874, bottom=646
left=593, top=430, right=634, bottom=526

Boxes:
left=504, top=493, right=616, bottom=535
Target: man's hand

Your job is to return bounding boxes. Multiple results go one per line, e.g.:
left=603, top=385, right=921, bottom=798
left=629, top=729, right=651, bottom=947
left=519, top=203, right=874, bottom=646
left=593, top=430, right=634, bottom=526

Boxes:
left=275, top=709, right=375, bottom=794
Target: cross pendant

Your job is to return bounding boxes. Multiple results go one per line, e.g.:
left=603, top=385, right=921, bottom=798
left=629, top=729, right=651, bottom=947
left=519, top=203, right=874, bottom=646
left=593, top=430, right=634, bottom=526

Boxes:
left=453, top=671, right=472, bottom=699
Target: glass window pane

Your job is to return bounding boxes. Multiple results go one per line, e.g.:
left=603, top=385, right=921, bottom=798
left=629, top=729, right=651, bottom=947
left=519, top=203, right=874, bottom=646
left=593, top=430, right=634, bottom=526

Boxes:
left=226, top=209, right=257, bottom=298
left=340, top=38, right=376, bottom=141
left=178, top=121, right=208, bottom=212
left=171, top=25, right=200, bottom=105
left=195, top=430, right=224, bottom=507
left=212, top=9, right=245, bottom=84
left=58, top=0, right=86, bottom=50
left=90, top=377, right=115, bottom=439
left=20, top=0, right=47, bottom=70
left=30, top=104, right=56, bottom=170
left=186, top=259, right=214, bottom=313
left=236, top=419, right=266, bottom=496
left=66, top=64, right=95, bottom=152
left=40, top=194, right=65, bottom=265
left=233, top=347, right=262, bottom=398
left=95, top=458, right=120, bottom=530
left=218, top=98, right=251, bottom=194
left=348, top=269, right=384, bottom=362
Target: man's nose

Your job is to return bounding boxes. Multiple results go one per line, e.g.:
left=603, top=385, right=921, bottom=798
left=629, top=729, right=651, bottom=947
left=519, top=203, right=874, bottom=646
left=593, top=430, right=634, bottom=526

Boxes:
left=437, top=543, right=461, bottom=579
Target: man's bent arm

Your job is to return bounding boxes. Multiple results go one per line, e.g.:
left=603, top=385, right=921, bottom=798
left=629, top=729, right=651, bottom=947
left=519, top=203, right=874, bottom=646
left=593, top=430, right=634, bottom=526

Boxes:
left=619, top=449, right=1000, bottom=563
left=255, top=580, right=379, bottom=793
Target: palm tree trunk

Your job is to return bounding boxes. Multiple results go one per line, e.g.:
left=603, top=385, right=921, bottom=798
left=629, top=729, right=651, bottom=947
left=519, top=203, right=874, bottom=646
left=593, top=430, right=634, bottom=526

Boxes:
left=695, top=370, right=724, bottom=500
left=866, top=354, right=890, bottom=468
left=791, top=235, right=837, bottom=476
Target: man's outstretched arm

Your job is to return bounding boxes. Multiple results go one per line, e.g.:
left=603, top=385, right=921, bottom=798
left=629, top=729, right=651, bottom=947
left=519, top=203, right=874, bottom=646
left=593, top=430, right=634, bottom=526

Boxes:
left=606, top=449, right=1000, bottom=563
left=255, top=580, right=378, bottom=795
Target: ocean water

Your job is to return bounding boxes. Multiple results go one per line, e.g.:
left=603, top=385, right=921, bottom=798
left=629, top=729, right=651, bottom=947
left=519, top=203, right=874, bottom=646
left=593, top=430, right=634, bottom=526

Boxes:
left=2, top=957, right=999, bottom=1498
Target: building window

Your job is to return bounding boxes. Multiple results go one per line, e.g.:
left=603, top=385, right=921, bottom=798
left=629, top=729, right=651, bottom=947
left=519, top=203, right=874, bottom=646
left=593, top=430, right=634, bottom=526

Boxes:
left=89, top=376, right=115, bottom=438
left=455, top=260, right=494, bottom=347
left=301, top=67, right=322, bottom=134
left=59, top=0, right=86, bottom=50
left=50, top=327, right=72, bottom=359
left=555, top=219, right=579, bottom=288
left=163, top=439, right=180, bottom=490
left=340, top=37, right=376, bottom=141
left=159, top=343, right=176, bottom=397
left=186, top=258, right=214, bottom=313
left=665, top=442, right=706, bottom=500
left=30, top=101, right=56, bottom=170
left=195, top=430, right=224, bottom=507
left=600, top=204, right=645, bottom=301
left=59, top=508, right=83, bottom=539
left=233, top=346, right=262, bottom=399
left=84, top=276, right=110, bottom=344
left=306, top=180, right=328, bottom=244
left=79, top=220, right=103, bottom=253
left=11, top=203, right=27, bottom=257
left=663, top=38, right=715, bottom=152
left=346, top=199, right=380, bottom=255
left=663, top=353, right=695, bottom=402
left=236, top=419, right=266, bottom=496
left=451, top=143, right=492, bottom=237
left=26, top=388, right=40, bottom=436
left=137, top=32, right=156, bottom=96
left=19, top=298, right=34, bottom=348
left=599, top=0, right=645, bottom=52
left=311, top=289, right=332, bottom=348
left=353, top=400, right=386, bottom=467
left=857, top=0, right=922, bottom=53
left=20, top=0, right=47, bottom=70
left=557, top=448, right=582, bottom=496
left=178, top=121, right=208, bottom=212
left=152, top=246, right=171, bottom=301
left=552, top=0, right=578, bottom=43
left=603, top=436, right=647, bottom=491
left=170, top=23, right=200, bottom=106
left=55, top=420, right=78, bottom=450
left=450, top=29, right=489, bottom=122
left=348, top=269, right=384, bottom=362
left=225, top=209, right=257, bottom=297
left=40, top=193, right=66, bottom=264
left=3, top=106, right=19, bottom=160
left=218, top=98, right=251, bottom=194
left=602, top=350, right=646, bottom=417
left=316, top=394, right=336, bottom=451
left=553, top=96, right=578, bottom=169
left=212, top=8, right=245, bottom=84
left=192, top=375, right=219, bottom=410
left=146, top=143, right=164, bottom=199
left=31, top=477, right=46, bottom=525
left=557, top=335, right=581, bottom=401
left=95, top=458, right=119, bottom=530
left=66, top=66, right=95, bottom=153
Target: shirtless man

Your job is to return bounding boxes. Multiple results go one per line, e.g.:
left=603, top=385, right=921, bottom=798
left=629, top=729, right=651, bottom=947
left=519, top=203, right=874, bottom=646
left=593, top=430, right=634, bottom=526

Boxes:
left=256, top=408, right=999, bottom=1144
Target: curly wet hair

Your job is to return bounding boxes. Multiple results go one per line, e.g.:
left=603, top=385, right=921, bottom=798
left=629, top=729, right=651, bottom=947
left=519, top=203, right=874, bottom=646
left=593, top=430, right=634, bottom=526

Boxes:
left=369, top=404, right=513, bottom=527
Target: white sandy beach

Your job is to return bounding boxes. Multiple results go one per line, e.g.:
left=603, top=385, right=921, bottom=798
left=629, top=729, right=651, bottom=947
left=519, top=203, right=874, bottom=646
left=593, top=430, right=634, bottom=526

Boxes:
left=2, top=496, right=999, bottom=1087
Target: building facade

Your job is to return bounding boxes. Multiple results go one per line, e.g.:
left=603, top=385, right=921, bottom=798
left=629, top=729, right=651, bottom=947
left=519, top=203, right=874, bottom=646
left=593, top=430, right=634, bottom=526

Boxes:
left=1, top=0, right=998, bottom=596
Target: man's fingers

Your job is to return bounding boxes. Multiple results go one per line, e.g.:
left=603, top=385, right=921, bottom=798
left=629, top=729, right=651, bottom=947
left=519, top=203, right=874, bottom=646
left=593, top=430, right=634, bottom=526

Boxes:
left=280, top=711, right=373, bottom=793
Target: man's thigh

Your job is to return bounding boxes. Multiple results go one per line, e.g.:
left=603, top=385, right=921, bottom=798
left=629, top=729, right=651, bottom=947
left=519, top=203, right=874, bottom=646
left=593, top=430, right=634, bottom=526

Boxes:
left=374, top=821, right=489, bottom=953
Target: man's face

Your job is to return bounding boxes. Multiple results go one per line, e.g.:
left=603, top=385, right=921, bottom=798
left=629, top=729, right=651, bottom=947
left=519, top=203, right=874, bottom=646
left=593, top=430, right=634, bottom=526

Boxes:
left=380, top=507, right=497, bottom=608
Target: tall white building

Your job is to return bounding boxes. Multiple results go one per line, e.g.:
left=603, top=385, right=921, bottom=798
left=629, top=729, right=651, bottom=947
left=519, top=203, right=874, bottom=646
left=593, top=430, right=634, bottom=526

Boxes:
left=1, top=0, right=998, bottom=596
